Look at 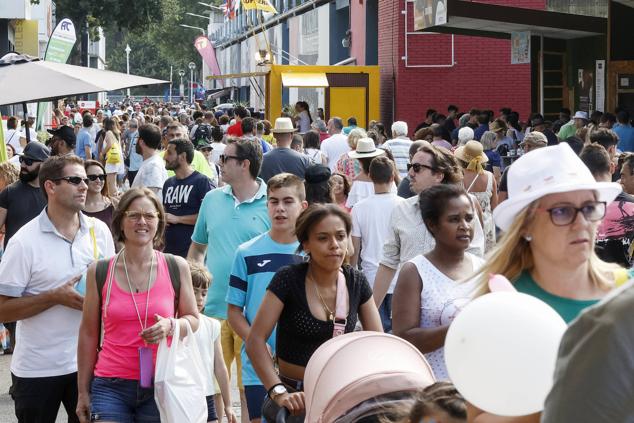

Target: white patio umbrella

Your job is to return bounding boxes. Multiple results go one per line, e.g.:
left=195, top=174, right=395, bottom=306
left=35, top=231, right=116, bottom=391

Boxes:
left=0, top=53, right=168, bottom=142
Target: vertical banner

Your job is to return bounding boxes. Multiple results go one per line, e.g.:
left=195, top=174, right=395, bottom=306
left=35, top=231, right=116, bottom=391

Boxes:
left=511, top=32, right=531, bottom=64
left=194, top=36, right=224, bottom=88
left=37, top=18, right=77, bottom=131
left=596, top=60, right=605, bottom=113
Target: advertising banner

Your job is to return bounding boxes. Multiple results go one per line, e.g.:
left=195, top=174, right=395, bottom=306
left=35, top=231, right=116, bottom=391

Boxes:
left=37, top=18, right=76, bottom=130
left=511, top=31, right=531, bottom=64
left=194, top=36, right=224, bottom=88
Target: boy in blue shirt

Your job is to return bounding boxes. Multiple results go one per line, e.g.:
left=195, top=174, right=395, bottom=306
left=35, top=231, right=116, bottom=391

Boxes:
left=226, top=173, right=308, bottom=423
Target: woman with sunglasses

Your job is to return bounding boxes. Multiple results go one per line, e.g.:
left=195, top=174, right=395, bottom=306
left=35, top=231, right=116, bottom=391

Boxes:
left=468, top=143, right=622, bottom=423
left=77, top=188, right=199, bottom=423
left=83, top=160, right=118, bottom=231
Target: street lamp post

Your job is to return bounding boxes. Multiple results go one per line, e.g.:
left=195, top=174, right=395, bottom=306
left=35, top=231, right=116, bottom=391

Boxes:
left=125, top=44, right=131, bottom=98
left=178, top=69, right=186, bottom=100
left=188, top=62, right=196, bottom=104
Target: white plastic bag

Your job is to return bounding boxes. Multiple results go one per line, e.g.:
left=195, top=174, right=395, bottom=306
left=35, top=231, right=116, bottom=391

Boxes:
left=154, top=319, right=207, bottom=423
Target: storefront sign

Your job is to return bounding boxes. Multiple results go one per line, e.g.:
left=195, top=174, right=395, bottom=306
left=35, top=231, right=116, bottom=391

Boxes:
left=511, top=32, right=530, bottom=64
left=414, top=0, right=448, bottom=31
left=595, top=60, right=605, bottom=112
left=14, top=20, right=39, bottom=57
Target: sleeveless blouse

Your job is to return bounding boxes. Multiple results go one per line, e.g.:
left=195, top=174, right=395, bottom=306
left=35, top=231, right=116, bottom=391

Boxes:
left=409, top=253, right=484, bottom=380
left=465, top=171, right=495, bottom=252
left=94, top=251, right=176, bottom=380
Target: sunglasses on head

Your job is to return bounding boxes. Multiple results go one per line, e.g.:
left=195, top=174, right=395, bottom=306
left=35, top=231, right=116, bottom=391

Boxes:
left=19, top=156, right=40, bottom=166
left=87, top=174, right=106, bottom=182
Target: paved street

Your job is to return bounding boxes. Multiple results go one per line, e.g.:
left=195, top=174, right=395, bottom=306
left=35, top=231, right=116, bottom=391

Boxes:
left=0, top=352, right=243, bottom=423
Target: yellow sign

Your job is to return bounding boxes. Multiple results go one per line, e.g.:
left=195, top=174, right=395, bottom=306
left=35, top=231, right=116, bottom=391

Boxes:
left=241, top=0, right=277, bottom=14
left=14, top=20, right=39, bottom=57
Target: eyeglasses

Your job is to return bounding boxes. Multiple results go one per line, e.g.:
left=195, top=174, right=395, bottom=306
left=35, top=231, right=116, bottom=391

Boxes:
left=124, top=210, right=160, bottom=221
left=53, top=176, right=90, bottom=186
left=220, top=154, right=243, bottom=164
left=87, top=174, right=106, bottom=182
left=407, top=163, right=434, bottom=173
left=19, top=156, right=40, bottom=166
left=536, top=201, right=606, bottom=226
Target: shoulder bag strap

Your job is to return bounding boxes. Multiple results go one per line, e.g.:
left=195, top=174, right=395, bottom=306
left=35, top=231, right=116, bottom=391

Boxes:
left=164, top=253, right=181, bottom=315
left=333, top=270, right=349, bottom=338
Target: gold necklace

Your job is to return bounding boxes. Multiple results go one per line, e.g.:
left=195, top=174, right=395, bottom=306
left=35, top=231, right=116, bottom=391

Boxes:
left=308, top=271, right=334, bottom=321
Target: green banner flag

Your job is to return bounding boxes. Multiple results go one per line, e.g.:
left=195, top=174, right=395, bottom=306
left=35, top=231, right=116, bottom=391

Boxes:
left=0, top=114, right=7, bottom=163
left=36, top=18, right=77, bottom=131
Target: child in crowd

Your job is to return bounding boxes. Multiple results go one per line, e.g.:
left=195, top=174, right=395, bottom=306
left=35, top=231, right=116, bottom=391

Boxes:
left=408, top=382, right=466, bottom=423
left=190, top=261, right=238, bottom=423
left=226, top=173, right=308, bottom=423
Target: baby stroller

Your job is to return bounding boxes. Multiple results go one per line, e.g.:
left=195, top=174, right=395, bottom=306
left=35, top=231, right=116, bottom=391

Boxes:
left=276, top=332, right=436, bottom=422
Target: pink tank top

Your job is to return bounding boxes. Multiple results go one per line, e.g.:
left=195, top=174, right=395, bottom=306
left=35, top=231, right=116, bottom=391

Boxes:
left=94, top=251, right=175, bottom=380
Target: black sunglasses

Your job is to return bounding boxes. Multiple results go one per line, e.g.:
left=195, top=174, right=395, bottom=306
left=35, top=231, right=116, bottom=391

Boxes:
left=53, top=176, right=90, bottom=186
left=19, top=156, right=40, bottom=166
left=87, top=174, right=106, bottom=182
left=407, top=163, right=434, bottom=173
left=220, top=154, right=243, bottom=163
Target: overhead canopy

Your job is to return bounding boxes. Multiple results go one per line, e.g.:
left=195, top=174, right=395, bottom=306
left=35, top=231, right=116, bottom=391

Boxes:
left=281, top=72, right=329, bottom=87
left=420, top=0, right=607, bottom=40
left=0, top=53, right=167, bottom=106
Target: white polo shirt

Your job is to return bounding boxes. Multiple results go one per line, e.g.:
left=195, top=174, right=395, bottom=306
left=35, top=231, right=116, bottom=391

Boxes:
left=0, top=209, right=115, bottom=378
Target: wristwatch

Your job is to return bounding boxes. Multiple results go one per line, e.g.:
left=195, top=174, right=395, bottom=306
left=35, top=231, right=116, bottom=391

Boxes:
left=268, top=384, right=288, bottom=400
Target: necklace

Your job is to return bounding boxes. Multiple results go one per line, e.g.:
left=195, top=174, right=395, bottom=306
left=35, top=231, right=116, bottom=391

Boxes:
left=307, top=270, right=335, bottom=322
left=122, top=249, right=154, bottom=331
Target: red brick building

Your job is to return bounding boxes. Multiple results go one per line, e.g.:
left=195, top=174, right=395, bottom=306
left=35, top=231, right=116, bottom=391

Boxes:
left=379, top=0, right=546, bottom=133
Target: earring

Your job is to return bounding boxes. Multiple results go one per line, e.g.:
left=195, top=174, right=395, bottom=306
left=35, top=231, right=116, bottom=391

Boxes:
left=523, top=235, right=532, bottom=242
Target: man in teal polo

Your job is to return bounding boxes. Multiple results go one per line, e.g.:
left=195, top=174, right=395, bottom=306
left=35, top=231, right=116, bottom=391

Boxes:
left=188, top=137, right=270, bottom=416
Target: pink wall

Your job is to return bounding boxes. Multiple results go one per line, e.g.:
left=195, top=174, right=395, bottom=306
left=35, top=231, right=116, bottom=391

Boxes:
left=350, top=0, right=366, bottom=65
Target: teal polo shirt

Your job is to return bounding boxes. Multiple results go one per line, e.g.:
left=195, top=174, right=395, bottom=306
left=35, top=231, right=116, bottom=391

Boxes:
left=191, top=179, right=271, bottom=319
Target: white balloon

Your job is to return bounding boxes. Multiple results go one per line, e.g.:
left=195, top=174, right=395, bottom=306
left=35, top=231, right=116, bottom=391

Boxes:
left=444, top=292, right=567, bottom=416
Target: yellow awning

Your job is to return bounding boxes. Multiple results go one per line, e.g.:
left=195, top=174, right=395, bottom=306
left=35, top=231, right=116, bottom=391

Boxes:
left=281, top=72, right=329, bottom=87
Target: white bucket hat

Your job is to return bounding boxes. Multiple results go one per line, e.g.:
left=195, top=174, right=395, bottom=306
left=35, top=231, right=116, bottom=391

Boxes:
left=348, top=137, right=385, bottom=159
left=493, top=143, right=621, bottom=232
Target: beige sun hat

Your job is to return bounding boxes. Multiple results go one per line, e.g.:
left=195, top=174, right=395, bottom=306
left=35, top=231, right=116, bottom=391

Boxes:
left=348, top=137, right=385, bottom=159
left=454, top=140, right=489, bottom=164
left=271, top=117, right=297, bottom=133
left=493, top=143, right=622, bottom=232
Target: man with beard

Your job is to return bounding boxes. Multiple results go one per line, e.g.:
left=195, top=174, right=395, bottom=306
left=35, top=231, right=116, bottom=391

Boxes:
left=47, top=126, right=76, bottom=156
left=0, top=142, right=50, bottom=355
left=0, top=154, right=114, bottom=422
left=0, top=142, right=50, bottom=249
left=162, top=138, right=215, bottom=257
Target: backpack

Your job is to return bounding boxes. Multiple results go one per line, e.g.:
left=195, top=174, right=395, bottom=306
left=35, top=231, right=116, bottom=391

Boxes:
left=193, top=123, right=212, bottom=145
left=95, top=253, right=181, bottom=348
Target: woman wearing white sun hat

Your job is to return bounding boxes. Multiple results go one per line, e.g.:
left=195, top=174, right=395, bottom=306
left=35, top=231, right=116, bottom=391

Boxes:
left=467, top=142, right=623, bottom=423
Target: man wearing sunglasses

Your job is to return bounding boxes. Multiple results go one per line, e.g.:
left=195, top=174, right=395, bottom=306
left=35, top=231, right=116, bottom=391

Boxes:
left=0, top=142, right=50, bottom=250
left=0, top=154, right=115, bottom=422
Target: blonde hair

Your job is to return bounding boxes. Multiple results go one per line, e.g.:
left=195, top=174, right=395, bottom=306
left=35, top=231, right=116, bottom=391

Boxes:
left=347, top=127, right=367, bottom=149
left=474, top=199, right=617, bottom=296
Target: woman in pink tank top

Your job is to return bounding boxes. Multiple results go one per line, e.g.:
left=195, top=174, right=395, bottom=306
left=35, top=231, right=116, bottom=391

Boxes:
left=76, top=188, right=199, bottom=423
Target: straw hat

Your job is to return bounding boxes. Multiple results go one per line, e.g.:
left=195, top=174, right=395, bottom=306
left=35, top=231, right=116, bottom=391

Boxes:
left=454, top=140, right=489, bottom=165
left=348, top=137, right=385, bottom=159
left=493, top=143, right=621, bottom=231
left=271, top=117, right=297, bottom=134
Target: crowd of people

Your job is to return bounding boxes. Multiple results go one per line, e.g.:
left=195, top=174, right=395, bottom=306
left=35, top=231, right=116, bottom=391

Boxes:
left=0, top=98, right=634, bottom=422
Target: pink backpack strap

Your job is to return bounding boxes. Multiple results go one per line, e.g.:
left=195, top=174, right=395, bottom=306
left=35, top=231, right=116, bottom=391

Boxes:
left=333, top=271, right=349, bottom=337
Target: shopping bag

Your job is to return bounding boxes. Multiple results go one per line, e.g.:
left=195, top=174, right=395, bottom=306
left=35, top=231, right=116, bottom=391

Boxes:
left=154, top=319, right=207, bottom=423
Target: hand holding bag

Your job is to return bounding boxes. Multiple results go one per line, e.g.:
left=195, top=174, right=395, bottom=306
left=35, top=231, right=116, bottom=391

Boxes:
left=154, top=319, right=207, bottom=423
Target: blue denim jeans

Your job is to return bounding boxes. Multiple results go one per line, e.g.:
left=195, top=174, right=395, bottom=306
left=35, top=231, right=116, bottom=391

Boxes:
left=90, top=377, right=160, bottom=423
